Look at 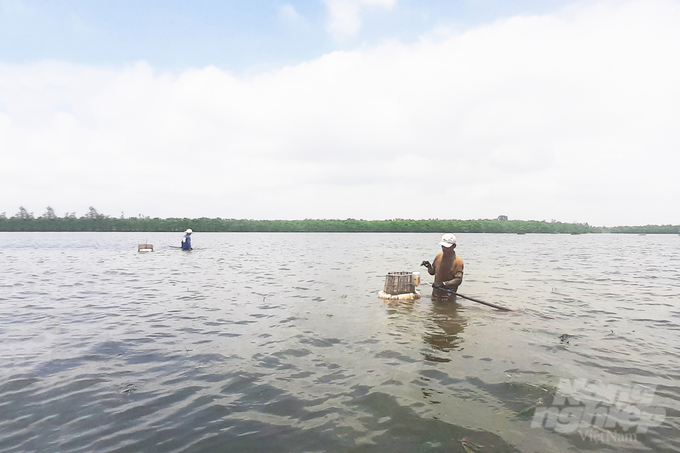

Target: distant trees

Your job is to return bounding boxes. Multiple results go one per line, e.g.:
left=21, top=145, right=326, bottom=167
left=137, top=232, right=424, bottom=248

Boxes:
left=609, top=225, right=680, bottom=234
left=14, top=206, right=34, bottom=220
left=83, top=206, right=106, bottom=220
left=40, top=206, right=58, bottom=220
left=1, top=207, right=678, bottom=234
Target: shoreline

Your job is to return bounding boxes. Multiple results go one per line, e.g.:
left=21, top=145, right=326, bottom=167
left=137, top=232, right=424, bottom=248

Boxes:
left=1, top=218, right=678, bottom=235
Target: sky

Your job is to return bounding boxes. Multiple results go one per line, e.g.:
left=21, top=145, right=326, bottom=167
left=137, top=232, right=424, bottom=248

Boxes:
left=1, top=0, right=679, bottom=226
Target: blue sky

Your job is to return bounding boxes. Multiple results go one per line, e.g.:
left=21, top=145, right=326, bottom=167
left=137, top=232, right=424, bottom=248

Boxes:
left=2, top=0, right=578, bottom=71
left=1, top=0, right=679, bottom=225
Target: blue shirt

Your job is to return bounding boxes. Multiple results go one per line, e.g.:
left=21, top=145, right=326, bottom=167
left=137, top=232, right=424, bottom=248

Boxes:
left=181, top=235, right=192, bottom=250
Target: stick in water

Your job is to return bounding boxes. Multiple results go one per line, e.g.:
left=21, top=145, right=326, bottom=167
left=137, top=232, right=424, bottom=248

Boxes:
left=426, top=283, right=516, bottom=312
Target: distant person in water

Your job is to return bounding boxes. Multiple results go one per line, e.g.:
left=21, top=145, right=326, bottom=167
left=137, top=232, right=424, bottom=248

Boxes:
left=181, top=229, right=193, bottom=250
left=421, top=234, right=464, bottom=299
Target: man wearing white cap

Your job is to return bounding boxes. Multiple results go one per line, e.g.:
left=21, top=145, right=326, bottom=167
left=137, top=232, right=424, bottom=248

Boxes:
left=422, top=234, right=464, bottom=298
left=181, top=229, right=193, bottom=250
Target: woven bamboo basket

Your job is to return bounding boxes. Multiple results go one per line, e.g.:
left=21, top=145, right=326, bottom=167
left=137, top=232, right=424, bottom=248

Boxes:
left=379, top=271, right=420, bottom=300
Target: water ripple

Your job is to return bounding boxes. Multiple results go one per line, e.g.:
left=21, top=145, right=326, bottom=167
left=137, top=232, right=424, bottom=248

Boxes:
left=1, top=232, right=679, bottom=452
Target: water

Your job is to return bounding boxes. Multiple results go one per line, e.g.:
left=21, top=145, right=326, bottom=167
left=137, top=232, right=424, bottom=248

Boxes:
left=1, top=232, right=678, bottom=452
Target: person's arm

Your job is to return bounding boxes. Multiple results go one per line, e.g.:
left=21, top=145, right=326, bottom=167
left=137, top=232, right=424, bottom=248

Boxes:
left=428, top=262, right=436, bottom=275
left=423, top=255, right=438, bottom=275
left=441, top=270, right=463, bottom=288
left=422, top=261, right=435, bottom=275
left=420, top=257, right=436, bottom=275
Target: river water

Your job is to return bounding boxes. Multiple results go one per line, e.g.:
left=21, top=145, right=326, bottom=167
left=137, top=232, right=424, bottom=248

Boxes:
left=1, top=232, right=678, bottom=452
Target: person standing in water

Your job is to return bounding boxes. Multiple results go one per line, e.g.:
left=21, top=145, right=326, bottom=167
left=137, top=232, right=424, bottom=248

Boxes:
left=181, top=229, right=193, bottom=250
left=421, top=234, right=463, bottom=299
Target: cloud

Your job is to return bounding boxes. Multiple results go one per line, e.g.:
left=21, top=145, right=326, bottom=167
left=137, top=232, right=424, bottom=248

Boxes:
left=1, top=0, right=679, bottom=225
left=323, top=0, right=395, bottom=38
left=278, top=4, right=301, bottom=22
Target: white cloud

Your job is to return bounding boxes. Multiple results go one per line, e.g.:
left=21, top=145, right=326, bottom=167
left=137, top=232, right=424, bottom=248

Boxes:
left=1, top=0, right=679, bottom=225
left=278, top=4, right=301, bottom=22
left=323, top=0, right=395, bottom=38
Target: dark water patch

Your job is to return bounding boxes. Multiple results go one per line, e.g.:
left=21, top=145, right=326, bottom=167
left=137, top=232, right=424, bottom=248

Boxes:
left=503, top=368, right=552, bottom=378
left=278, top=316, right=300, bottom=324
left=422, top=353, right=450, bottom=363
left=298, top=336, right=342, bottom=348
left=374, top=350, right=417, bottom=363
left=0, top=375, right=41, bottom=393
left=33, top=357, right=96, bottom=377
left=380, top=378, right=404, bottom=386
left=655, top=384, right=680, bottom=401
left=289, top=371, right=315, bottom=379
left=220, top=372, right=265, bottom=395
left=315, top=370, right=353, bottom=384
left=272, top=348, right=311, bottom=358
left=253, top=354, right=295, bottom=370
left=345, top=390, right=521, bottom=452
left=573, top=361, right=659, bottom=377
left=467, top=377, right=555, bottom=407
left=249, top=313, right=269, bottom=319
left=217, top=332, right=241, bottom=338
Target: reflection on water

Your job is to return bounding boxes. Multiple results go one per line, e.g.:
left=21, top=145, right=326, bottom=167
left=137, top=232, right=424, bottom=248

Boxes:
left=1, top=232, right=679, bottom=452
left=424, top=299, right=467, bottom=356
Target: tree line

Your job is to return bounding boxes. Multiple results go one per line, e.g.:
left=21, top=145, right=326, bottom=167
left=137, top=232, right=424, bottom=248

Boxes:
left=1, top=206, right=678, bottom=234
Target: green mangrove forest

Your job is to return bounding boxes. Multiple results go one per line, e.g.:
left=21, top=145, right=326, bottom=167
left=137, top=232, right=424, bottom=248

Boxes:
left=1, top=207, right=678, bottom=234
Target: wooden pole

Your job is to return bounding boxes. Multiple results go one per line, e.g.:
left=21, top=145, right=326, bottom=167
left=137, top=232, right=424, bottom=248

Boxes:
left=427, top=283, right=516, bottom=312
left=451, top=292, right=517, bottom=312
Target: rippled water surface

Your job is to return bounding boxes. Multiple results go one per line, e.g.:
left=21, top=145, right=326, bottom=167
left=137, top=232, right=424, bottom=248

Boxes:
left=1, top=232, right=679, bottom=452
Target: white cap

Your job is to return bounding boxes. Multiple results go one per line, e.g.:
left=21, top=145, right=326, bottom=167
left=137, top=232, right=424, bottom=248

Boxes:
left=439, top=233, right=456, bottom=247
left=185, top=229, right=193, bottom=234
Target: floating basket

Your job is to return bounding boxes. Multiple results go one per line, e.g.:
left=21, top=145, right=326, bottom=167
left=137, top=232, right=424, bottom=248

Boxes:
left=378, top=271, right=421, bottom=300
left=383, top=271, right=415, bottom=295
left=138, top=244, right=154, bottom=253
